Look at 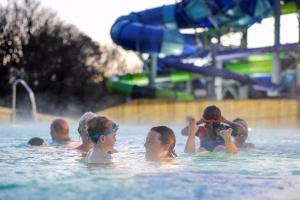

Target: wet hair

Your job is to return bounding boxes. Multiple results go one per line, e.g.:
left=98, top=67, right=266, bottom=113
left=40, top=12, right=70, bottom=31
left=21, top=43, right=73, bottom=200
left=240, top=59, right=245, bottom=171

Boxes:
left=151, top=126, right=177, bottom=158
left=78, top=112, right=97, bottom=142
left=202, top=105, right=221, bottom=120
left=87, top=116, right=112, bottom=143
left=28, top=137, right=44, bottom=146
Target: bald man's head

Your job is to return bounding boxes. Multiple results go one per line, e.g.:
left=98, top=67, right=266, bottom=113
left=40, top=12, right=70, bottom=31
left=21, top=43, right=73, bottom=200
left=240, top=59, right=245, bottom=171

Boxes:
left=50, top=118, right=70, bottom=143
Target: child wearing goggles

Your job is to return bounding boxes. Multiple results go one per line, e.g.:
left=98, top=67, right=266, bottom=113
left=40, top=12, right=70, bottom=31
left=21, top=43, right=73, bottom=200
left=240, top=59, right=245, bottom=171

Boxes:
left=182, top=105, right=240, bottom=153
left=85, top=116, right=118, bottom=164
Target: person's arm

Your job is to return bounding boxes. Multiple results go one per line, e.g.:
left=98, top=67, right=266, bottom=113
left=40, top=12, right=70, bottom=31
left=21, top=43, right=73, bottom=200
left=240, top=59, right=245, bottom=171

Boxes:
left=222, top=117, right=247, bottom=137
left=184, top=117, right=197, bottom=153
left=182, top=118, right=205, bottom=136
left=217, top=128, right=238, bottom=154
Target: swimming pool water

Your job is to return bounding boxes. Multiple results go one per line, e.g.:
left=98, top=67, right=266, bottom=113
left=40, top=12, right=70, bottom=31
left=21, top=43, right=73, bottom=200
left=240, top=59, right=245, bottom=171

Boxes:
left=0, top=122, right=300, bottom=200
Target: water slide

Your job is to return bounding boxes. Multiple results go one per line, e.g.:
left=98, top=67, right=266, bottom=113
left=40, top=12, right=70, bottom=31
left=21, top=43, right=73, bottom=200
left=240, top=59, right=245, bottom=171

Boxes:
left=224, top=52, right=298, bottom=87
left=118, top=71, right=193, bottom=86
left=106, top=71, right=194, bottom=100
left=105, top=71, right=197, bottom=101
left=225, top=54, right=273, bottom=75
left=110, top=0, right=300, bottom=98
left=106, top=79, right=194, bottom=100
left=111, top=0, right=275, bottom=55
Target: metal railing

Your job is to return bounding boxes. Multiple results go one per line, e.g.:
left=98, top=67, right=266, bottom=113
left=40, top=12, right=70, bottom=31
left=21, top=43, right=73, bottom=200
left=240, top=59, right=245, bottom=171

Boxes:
left=12, top=79, right=37, bottom=122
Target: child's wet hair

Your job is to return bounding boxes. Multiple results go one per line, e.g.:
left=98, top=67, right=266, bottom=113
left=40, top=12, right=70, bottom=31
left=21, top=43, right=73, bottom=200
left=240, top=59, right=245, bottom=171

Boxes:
left=87, top=116, right=112, bottom=143
left=202, top=105, right=222, bottom=140
left=203, top=105, right=221, bottom=120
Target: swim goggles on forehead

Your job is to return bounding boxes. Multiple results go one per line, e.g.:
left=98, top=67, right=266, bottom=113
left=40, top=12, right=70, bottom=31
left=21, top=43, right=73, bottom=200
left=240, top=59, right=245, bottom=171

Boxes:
left=88, top=123, right=119, bottom=139
left=203, top=119, right=223, bottom=123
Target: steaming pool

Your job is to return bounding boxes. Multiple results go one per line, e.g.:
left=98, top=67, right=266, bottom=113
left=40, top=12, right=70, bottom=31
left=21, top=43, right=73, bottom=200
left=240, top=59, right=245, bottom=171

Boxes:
left=1, top=122, right=300, bottom=200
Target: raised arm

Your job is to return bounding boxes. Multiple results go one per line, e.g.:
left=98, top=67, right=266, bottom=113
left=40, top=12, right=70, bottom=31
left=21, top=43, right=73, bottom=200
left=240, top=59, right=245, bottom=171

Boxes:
left=184, top=117, right=197, bottom=153
left=217, top=128, right=239, bottom=154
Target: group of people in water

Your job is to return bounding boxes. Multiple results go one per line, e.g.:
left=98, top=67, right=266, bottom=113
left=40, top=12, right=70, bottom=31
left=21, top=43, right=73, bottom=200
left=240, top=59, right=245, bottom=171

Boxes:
left=27, top=105, right=254, bottom=164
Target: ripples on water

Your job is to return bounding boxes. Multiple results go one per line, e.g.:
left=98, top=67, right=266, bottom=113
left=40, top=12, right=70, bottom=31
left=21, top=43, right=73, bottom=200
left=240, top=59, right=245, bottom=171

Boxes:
left=0, top=123, right=300, bottom=200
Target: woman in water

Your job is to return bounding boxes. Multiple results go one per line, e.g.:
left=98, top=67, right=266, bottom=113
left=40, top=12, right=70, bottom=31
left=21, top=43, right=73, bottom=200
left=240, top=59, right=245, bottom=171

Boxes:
left=144, top=126, right=177, bottom=162
left=76, top=112, right=97, bottom=154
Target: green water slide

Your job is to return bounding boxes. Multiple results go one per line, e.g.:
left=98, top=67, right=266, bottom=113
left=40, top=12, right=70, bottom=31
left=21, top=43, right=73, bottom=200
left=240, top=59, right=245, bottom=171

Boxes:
left=106, top=79, right=194, bottom=100
left=224, top=0, right=298, bottom=76
left=119, top=71, right=193, bottom=86
left=225, top=53, right=290, bottom=75
left=281, top=1, right=299, bottom=15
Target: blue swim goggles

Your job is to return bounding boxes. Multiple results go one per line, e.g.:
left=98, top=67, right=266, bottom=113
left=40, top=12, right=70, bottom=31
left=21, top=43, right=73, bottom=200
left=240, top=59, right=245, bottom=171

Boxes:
left=88, top=123, right=119, bottom=141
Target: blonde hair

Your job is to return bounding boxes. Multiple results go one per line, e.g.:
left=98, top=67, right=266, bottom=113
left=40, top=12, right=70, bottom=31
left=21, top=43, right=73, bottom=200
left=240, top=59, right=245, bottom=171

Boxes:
left=78, top=112, right=97, bottom=142
left=87, top=116, right=113, bottom=143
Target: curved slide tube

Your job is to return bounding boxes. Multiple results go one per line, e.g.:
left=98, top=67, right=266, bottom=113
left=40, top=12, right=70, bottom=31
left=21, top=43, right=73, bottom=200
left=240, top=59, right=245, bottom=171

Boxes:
left=225, top=54, right=274, bottom=75
left=111, top=0, right=273, bottom=56
left=111, top=0, right=299, bottom=93
left=119, top=71, right=193, bottom=86
left=106, top=79, right=194, bottom=100
left=225, top=60, right=272, bottom=75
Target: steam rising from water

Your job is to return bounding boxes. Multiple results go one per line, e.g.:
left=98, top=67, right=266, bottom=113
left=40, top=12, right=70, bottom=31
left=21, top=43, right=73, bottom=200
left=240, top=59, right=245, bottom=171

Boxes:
left=1, top=123, right=300, bottom=200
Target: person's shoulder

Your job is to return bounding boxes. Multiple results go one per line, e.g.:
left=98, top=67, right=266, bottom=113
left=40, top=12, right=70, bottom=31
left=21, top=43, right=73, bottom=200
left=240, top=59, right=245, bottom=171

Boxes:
left=85, top=149, right=112, bottom=164
left=109, top=148, right=118, bottom=154
left=66, top=141, right=80, bottom=148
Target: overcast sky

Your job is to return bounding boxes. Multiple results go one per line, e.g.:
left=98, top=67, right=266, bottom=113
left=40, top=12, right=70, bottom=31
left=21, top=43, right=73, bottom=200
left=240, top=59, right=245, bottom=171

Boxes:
left=40, top=0, right=174, bottom=43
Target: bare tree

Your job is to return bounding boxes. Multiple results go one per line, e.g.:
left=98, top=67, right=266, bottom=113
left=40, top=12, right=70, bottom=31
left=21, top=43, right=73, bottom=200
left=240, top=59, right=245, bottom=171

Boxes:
left=0, top=0, right=129, bottom=115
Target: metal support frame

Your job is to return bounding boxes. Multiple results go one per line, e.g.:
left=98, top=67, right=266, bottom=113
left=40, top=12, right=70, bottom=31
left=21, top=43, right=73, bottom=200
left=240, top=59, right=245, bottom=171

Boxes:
left=149, top=54, right=157, bottom=87
left=215, top=60, right=223, bottom=100
left=12, top=79, right=37, bottom=122
left=270, top=0, right=281, bottom=96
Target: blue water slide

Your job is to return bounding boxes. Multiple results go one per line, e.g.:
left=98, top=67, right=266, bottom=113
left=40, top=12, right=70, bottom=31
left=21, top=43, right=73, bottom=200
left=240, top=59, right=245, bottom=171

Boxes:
left=110, top=0, right=300, bottom=92
left=111, top=0, right=273, bottom=56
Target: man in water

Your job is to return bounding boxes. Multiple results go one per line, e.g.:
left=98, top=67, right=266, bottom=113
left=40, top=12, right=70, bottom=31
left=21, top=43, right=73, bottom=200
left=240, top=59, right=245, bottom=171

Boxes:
left=50, top=118, right=78, bottom=147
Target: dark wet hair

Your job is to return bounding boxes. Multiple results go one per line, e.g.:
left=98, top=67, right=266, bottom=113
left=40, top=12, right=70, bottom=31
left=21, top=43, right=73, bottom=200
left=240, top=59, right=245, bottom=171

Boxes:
left=87, top=116, right=112, bottom=143
left=28, top=137, right=44, bottom=146
left=202, top=105, right=221, bottom=120
left=151, top=126, right=177, bottom=158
